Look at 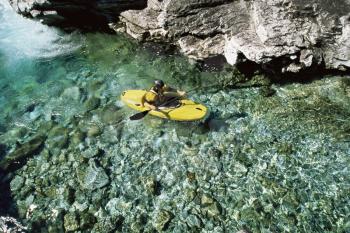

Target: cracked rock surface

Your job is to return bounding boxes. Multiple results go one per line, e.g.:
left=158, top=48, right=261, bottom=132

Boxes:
left=9, top=0, right=350, bottom=72
left=115, top=0, right=350, bottom=73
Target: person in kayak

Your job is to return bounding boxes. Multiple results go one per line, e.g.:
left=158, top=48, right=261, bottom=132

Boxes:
left=142, top=79, right=186, bottom=110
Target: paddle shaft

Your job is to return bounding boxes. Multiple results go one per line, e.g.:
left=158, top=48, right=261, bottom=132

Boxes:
left=129, top=96, right=180, bottom=120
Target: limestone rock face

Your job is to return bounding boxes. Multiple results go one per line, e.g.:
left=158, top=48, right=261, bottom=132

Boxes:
left=9, top=0, right=350, bottom=72
left=115, top=0, right=350, bottom=72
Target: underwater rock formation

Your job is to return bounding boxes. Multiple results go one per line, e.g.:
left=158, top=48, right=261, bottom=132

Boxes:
left=3, top=75, right=349, bottom=232
left=0, top=134, right=46, bottom=172
left=0, top=216, right=27, bottom=232
left=9, top=0, right=350, bottom=73
left=0, top=30, right=349, bottom=230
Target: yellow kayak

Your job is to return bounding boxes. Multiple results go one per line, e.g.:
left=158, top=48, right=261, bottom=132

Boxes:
left=121, top=90, right=208, bottom=121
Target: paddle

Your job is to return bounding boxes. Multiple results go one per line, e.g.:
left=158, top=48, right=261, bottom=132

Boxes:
left=129, top=109, right=152, bottom=120
left=129, top=97, right=179, bottom=121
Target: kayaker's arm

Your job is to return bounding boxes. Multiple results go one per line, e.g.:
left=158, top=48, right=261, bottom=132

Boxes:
left=144, top=102, right=157, bottom=110
left=163, top=86, right=186, bottom=98
left=141, top=91, right=158, bottom=110
left=177, top=90, right=186, bottom=96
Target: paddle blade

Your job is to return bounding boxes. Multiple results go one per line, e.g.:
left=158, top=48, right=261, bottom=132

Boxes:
left=129, top=110, right=151, bottom=120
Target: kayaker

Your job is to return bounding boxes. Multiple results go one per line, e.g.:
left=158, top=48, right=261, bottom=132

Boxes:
left=142, top=79, right=186, bottom=110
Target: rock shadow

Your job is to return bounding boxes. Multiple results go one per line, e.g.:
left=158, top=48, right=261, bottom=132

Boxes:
left=0, top=169, right=18, bottom=217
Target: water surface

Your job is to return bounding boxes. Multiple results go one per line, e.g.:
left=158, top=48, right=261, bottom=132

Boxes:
left=1, top=0, right=350, bottom=232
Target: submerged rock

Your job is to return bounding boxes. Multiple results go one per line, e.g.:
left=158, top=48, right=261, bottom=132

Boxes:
left=81, top=147, right=103, bottom=159
left=143, top=176, right=160, bottom=195
left=64, top=212, right=79, bottom=232
left=186, top=214, right=202, bottom=229
left=87, top=125, right=102, bottom=138
left=84, top=96, right=101, bottom=112
left=70, top=130, right=86, bottom=146
left=201, top=194, right=215, bottom=206
left=79, top=212, right=97, bottom=230
left=204, top=201, right=221, bottom=218
left=10, top=175, right=25, bottom=192
left=104, top=198, right=132, bottom=219
left=200, top=194, right=222, bottom=218
left=153, top=210, right=173, bottom=232
left=0, top=134, right=46, bottom=172
left=47, top=126, right=69, bottom=154
left=61, top=86, right=81, bottom=101
left=77, top=160, right=109, bottom=191
left=92, top=216, right=120, bottom=233
left=98, top=104, right=124, bottom=125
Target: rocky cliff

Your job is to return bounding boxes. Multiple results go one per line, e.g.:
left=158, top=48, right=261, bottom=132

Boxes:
left=9, top=0, right=350, bottom=73
left=9, top=0, right=147, bottom=28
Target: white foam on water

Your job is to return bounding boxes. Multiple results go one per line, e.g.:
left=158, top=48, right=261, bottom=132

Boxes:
left=0, top=0, right=82, bottom=60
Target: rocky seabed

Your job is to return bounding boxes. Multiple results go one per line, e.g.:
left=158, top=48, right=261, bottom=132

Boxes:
left=1, top=68, right=350, bottom=232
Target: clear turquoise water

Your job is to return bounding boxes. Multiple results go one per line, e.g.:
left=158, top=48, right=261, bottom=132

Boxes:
left=0, top=0, right=208, bottom=130
left=0, top=0, right=81, bottom=129
left=1, top=0, right=350, bottom=232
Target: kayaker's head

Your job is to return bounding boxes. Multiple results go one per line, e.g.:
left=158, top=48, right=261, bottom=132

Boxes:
left=154, top=79, right=165, bottom=89
left=153, top=79, right=165, bottom=93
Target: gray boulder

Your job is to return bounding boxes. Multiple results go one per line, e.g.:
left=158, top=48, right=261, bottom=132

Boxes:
left=64, top=212, right=79, bottom=232
left=8, top=0, right=350, bottom=72
left=116, top=0, right=350, bottom=73
left=152, top=210, right=173, bottom=232
left=77, top=160, right=109, bottom=190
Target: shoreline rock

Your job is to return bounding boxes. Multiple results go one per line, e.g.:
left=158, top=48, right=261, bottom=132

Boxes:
left=9, top=0, right=147, bottom=29
left=8, top=0, right=350, bottom=74
left=115, top=0, right=350, bottom=73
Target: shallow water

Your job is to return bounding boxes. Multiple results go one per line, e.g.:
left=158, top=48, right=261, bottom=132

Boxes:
left=1, top=0, right=350, bottom=232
